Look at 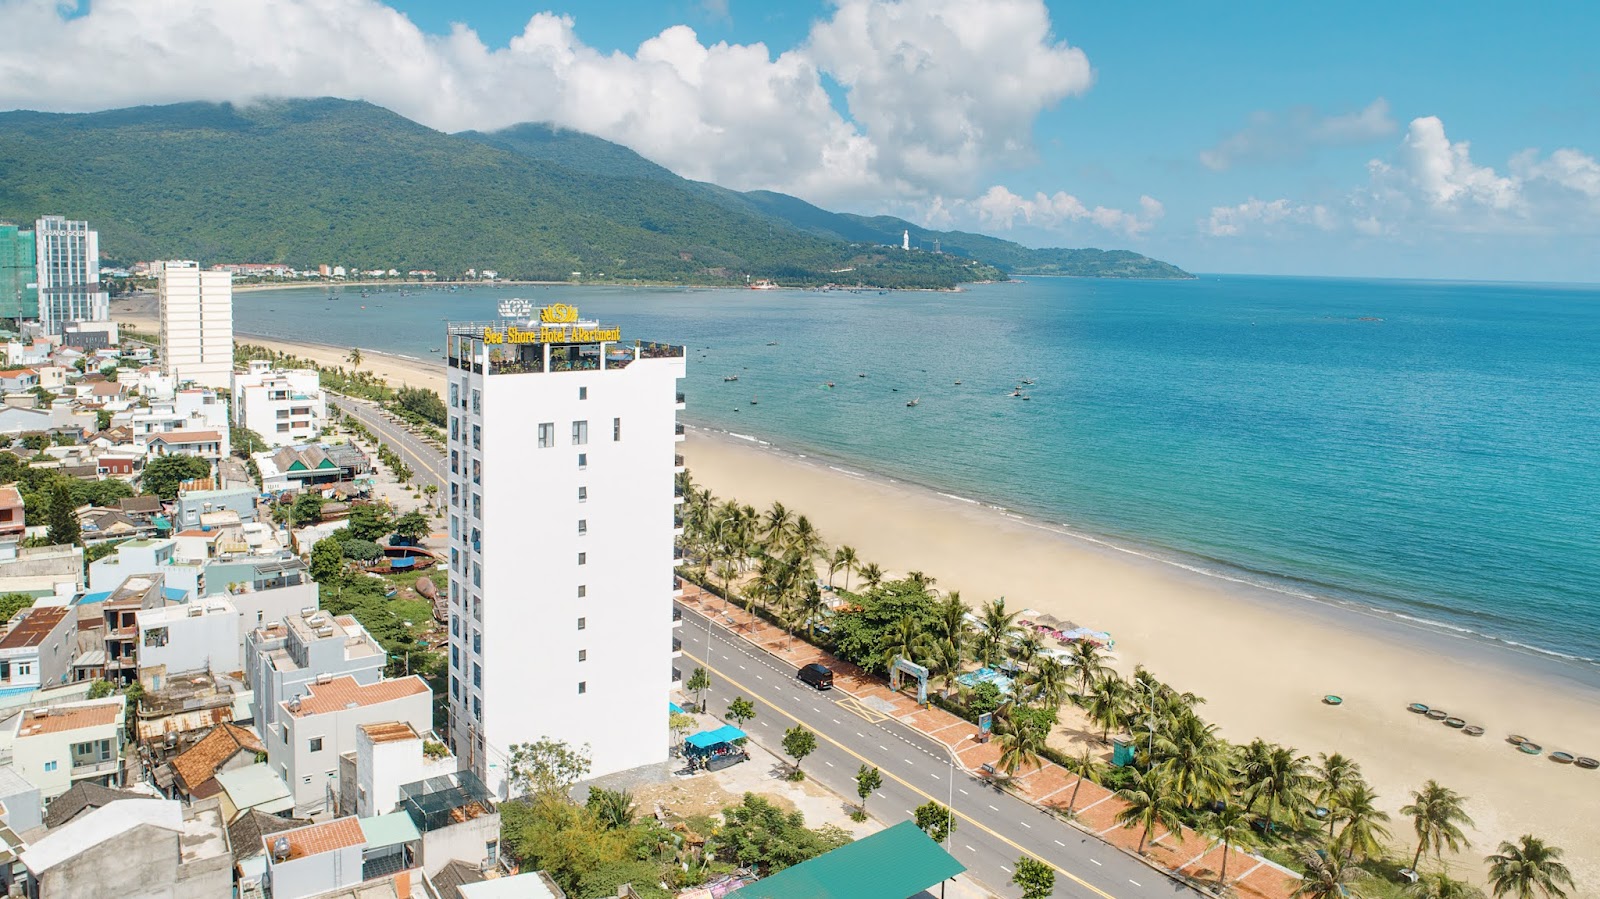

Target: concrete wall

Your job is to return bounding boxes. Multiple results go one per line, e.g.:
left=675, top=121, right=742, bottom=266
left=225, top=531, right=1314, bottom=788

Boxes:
left=420, top=810, right=500, bottom=876
left=35, top=821, right=175, bottom=899
left=270, top=680, right=433, bottom=815
left=136, top=600, right=241, bottom=676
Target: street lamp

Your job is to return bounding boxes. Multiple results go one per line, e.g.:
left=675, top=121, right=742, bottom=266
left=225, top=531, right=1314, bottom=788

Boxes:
left=1135, top=677, right=1158, bottom=764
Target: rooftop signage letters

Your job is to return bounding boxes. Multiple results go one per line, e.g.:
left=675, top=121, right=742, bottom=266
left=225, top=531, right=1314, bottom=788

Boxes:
left=483, top=305, right=619, bottom=345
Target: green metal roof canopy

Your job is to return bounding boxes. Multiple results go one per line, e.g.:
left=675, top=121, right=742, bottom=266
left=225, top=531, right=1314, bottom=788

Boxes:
left=732, top=821, right=965, bottom=899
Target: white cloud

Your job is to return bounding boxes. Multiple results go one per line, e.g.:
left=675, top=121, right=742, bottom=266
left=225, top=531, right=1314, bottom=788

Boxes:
left=1201, top=98, right=1395, bottom=171
left=0, top=0, right=1091, bottom=208
left=966, top=186, right=1163, bottom=237
left=1205, top=116, right=1600, bottom=238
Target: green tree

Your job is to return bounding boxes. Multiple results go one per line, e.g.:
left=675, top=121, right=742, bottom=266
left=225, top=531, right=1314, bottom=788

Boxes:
left=95, top=409, right=112, bottom=431
left=1062, top=743, right=1101, bottom=814
left=1409, top=873, right=1486, bottom=899
left=781, top=725, right=817, bottom=780
left=1011, top=857, right=1056, bottom=899
left=337, top=537, right=385, bottom=563
left=0, top=593, right=35, bottom=623
left=506, top=737, right=592, bottom=798
left=46, top=481, right=80, bottom=546
left=1078, top=672, right=1132, bottom=742
left=858, top=562, right=884, bottom=591
left=685, top=666, right=710, bottom=710
left=291, top=491, right=326, bottom=526
left=1114, top=770, right=1184, bottom=855
left=86, top=679, right=115, bottom=699
left=1401, top=780, right=1475, bottom=871
left=1200, top=804, right=1257, bottom=888
left=344, top=504, right=393, bottom=541
left=309, top=537, right=346, bottom=585
left=1314, top=752, right=1364, bottom=838
left=584, top=787, right=637, bottom=830
left=1240, top=741, right=1313, bottom=827
left=1293, top=849, right=1366, bottom=899
left=725, top=696, right=756, bottom=728
left=391, top=509, right=432, bottom=542
left=1485, top=836, right=1574, bottom=899
left=1333, top=782, right=1391, bottom=862
left=996, top=714, right=1047, bottom=777
left=140, top=454, right=211, bottom=500
left=392, top=386, right=447, bottom=426
left=914, top=800, right=955, bottom=844
left=710, top=793, right=851, bottom=876
left=347, top=348, right=363, bottom=371
left=854, top=765, right=882, bottom=817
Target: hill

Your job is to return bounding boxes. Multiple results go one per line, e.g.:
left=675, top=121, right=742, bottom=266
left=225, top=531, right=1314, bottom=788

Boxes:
left=0, top=99, right=1188, bottom=286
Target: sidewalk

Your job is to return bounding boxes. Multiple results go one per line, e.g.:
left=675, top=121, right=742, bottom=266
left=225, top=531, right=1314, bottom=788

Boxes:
left=678, top=582, right=1300, bottom=899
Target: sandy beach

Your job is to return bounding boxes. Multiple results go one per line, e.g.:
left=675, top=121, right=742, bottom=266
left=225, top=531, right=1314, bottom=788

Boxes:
left=681, top=429, right=1600, bottom=887
left=121, top=296, right=1595, bottom=885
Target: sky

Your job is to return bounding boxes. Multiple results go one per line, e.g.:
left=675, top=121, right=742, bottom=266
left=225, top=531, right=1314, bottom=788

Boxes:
left=1, top=0, right=1598, bottom=281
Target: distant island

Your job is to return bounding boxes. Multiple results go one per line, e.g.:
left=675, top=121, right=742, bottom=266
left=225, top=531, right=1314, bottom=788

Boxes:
left=0, top=98, right=1193, bottom=289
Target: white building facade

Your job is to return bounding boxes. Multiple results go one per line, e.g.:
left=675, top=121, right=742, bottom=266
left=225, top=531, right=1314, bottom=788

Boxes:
left=444, top=301, right=685, bottom=793
left=158, top=261, right=234, bottom=389
left=232, top=360, right=327, bottom=446
left=33, top=215, right=108, bottom=334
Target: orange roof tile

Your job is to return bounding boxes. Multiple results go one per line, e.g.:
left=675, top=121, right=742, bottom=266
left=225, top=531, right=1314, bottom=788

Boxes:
left=359, top=722, right=418, bottom=744
left=171, top=724, right=265, bottom=795
left=271, top=816, right=365, bottom=860
left=288, top=676, right=429, bottom=717
left=16, top=702, right=119, bottom=737
left=148, top=430, right=221, bottom=444
left=0, top=606, right=69, bottom=649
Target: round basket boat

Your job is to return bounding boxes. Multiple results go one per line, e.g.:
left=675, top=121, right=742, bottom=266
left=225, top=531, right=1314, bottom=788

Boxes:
left=1443, top=717, right=1466, bottom=728
left=1507, top=734, right=1528, bottom=746
left=1519, top=742, right=1543, bottom=755
left=1463, top=725, right=1485, bottom=737
left=1425, top=709, right=1449, bottom=721
left=1575, top=757, right=1598, bottom=770
left=1551, top=751, right=1576, bottom=764
left=1407, top=703, right=1429, bottom=714
left=1323, top=695, right=1343, bottom=706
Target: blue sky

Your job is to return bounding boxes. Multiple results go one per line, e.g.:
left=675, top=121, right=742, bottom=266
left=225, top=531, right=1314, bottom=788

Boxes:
left=3, top=0, right=1598, bottom=280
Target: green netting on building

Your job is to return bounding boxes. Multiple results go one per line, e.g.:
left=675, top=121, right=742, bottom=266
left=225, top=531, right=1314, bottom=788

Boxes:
left=0, top=224, right=37, bottom=321
left=732, top=820, right=965, bottom=899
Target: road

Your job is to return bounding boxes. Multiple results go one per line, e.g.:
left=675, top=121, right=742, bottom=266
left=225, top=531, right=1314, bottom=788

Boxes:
left=330, top=395, right=446, bottom=493
left=677, top=604, right=1193, bottom=899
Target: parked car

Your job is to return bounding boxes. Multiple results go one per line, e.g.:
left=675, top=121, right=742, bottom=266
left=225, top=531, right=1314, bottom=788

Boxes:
left=798, top=663, right=834, bottom=690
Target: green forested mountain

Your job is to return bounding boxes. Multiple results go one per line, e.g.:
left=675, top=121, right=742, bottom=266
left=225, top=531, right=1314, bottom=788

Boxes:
left=0, top=99, right=1189, bottom=286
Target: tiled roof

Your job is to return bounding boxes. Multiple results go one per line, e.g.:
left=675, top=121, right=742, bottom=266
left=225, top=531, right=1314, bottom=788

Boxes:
left=430, top=859, right=488, bottom=899
left=0, top=606, right=67, bottom=649
left=0, top=486, right=21, bottom=505
left=170, top=724, right=264, bottom=795
left=287, top=676, right=429, bottom=717
left=360, top=722, right=418, bottom=744
left=16, top=702, right=119, bottom=737
left=271, top=816, right=365, bottom=860
left=43, top=782, right=145, bottom=829
left=149, top=430, right=221, bottom=444
left=228, top=808, right=309, bottom=863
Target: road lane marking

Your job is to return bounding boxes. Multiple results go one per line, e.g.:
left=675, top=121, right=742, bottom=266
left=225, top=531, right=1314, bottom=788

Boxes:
left=964, top=845, right=975, bottom=853
left=1128, top=880, right=1140, bottom=887
left=959, top=789, right=969, bottom=795
left=1090, top=859, right=1102, bottom=866
left=1054, top=840, right=1065, bottom=847
left=989, top=805, right=999, bottom=811
left=824, top=761, right=834, bottom=767
left=832, top=719, right=842, bottom=725
left=904, top=758, right=915, bottom=765
left=1020, top=821, right=1031, bottom=828
left=1000, top=865, right=1011, bottom=873
left=682, top=651, right=1121, bottom=899
left=930, top=773, right=940, bottom=780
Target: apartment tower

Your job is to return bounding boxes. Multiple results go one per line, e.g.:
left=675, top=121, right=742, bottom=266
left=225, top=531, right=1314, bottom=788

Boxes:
left=33, top=215, right=107, bottom=333
left=0, top=224, right=37, bottom=322
left=158, top=261, right=234, bottom=389
left=445, top=301, right=686, bottom=794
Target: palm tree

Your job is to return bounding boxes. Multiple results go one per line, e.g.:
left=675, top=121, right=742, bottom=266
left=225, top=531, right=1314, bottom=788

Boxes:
left=792, top=579, right=828, bottom=643
left=1240, top=741, right=1312, bottom=827
left=1061, top=743, right=1101, bottom=813
left=1199, top=804, right=1257, bottom=888
left=928, top=635, right=965, bottom=697
left=790, top=515, right=823, bottom=565
left=1314, top=752, right=1364, bottom=838
left=906, top=570, right=937, bottom=591
left=1067, top=640, right=1113, bottom=696
left=1013, top=630, right=1044, bottom=671
left=1485, top=835, right=1575, bottom=899
left=1409, top=873, right=1485, bottom=899
left=859, top=562, right=885, bottom=592
left=762, top=501, right=793, bottom=550
left=880, top=613, right=922, bottom=673
left=1152, top=714, right=1232, bottom=809
left=1401, top=780, right=1474, bottom=871
left=834, top=545, right=858, bottom=592
left=1078, top=673, right=1133, bottom=742
left=347, top=347, right=363, bottom=371
left=1114, top=770, right=1184, bottom=854
left=973, top=598, right=1018, bottom=668
left=1024, top=656, right=1070, bottom=710
left=1293, top=848, right=1365, bottom=899
left=995, top=717, right=1047, bottom=777
left=1334, top=782, right=1391, bottom=862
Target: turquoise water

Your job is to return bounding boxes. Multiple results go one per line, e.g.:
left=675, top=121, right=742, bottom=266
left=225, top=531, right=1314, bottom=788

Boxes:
left=233, top=276, right=1600, bottom=666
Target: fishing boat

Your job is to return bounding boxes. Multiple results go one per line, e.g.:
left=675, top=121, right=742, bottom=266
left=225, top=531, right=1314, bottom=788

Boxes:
left=906, top=398, right=920, bottom=407
left=1009, top=388, right=1023, bottom=397
left=954, top=380, right=962, bottom=385
left=824, top=381, right=834, bottom=388
left=750, top=394, right=759, bottom=405
left=1020, top=378, right=1036, bottom=385
left=857, top=372, right=867, bottom=378
left=723, top=374, right=739, bottom=382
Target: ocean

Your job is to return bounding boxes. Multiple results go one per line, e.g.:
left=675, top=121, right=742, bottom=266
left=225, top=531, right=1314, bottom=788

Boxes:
left=233, top=275, right=1600, bottom=667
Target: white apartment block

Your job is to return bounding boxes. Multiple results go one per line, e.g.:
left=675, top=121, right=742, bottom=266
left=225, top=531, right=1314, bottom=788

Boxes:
left=136, top=598, right=242, bottom=677
left=0, top=605, right=75, bottom=699
left=117, top=387, right=231, bottom=458
left=34, top=215, right=109, bottom=334
left=158, top=260, right=234, bottom=389
left=246, top=610, right=386, bottom=738
left=444, top=302, right=686, bottom=793
left=7, top=696, right=126, bottom=799
left=232, top=360, right=327, bottom=446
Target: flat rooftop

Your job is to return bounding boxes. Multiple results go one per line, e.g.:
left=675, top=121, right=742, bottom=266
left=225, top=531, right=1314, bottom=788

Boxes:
left=16, top=699, right=122, bottom=737
left=0, top=606, right=68, bottom=650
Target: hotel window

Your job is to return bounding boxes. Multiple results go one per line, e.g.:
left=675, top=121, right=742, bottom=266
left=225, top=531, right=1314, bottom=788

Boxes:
left=473, top=631, right=481, bottom=654
left=577, top=585, right=586, bottom=598
left=577, top=552, right=586, bottom=566
left=571, top=420, right=588, bottom=445
left=472, top=424, right=481, bottom=449
left=471, top=388, right=480, bottom=414
left=451, top=450, right=459, bottom=474
left=577, top=617, right=586, bottom=631
left=578, top=681, right=587, bottom=695
left=43, top=761, right=56, bottom=772
left=577, top=519, right=587, bottom=536
left=451, top=646, right=459, bottom=669
left=472, top=663, right=481, bottom=687
left=451, top=483, right=460, bottom=506
left=472, top=697, right=481, bottom=720
left=577, top=453, right=587, bottom=470
left=613, top=417, right=622, bottom=441
left=578, top=649, right=587, bottom=662
left=451, top=548, right=459, bottom=571
left=450, top=382, right=459, bottom=408
left=471, top=459, right=481, bottom=485
left=473, top=595, right=482, bottom=621
left=451, top=417, right=459, bottom=441
left=451, top=676, right=459, bottom=698
left=451, top=515, right=459, bottom=540
left=577, top=486, right=587, bottom=503
left=309, top=737, right=323, bottom=753
left=451, top=615, right=459, bottom=637
left=470, top=527, right=481, bottom=549
left=538, top=422, right=555, bottom=448
left=579, top=386, right=588, bottom=400
left=472, top=494, right=481, bottom=519
left=472, top=562, right=481, bottom=587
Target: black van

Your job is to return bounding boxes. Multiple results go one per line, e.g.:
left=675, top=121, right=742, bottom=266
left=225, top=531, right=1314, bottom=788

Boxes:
left=798, top=663, right=834, bottom=690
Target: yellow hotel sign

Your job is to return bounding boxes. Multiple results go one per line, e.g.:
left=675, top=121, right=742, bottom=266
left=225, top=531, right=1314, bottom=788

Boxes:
left=483, top=303, right=619, bottom=344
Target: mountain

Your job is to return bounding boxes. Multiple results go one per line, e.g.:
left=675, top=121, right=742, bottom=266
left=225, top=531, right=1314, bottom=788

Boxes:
left=0, top=99, right=1189, bottom=287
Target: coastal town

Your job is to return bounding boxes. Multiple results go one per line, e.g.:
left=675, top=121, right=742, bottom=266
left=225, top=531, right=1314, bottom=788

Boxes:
left=0, top=212, right=1583, bottom=899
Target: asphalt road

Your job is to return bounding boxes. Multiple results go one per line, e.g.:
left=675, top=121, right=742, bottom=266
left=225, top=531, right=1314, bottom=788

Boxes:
left=677, top=603, right=1194, bottom=899
left=330, top=395, right=446, bottom=493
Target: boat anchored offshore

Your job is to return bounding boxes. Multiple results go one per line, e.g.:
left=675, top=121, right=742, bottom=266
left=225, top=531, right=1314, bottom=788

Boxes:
left=906, top=397, right=920, bottom=407
left=724, top=374, right=739, bottom=382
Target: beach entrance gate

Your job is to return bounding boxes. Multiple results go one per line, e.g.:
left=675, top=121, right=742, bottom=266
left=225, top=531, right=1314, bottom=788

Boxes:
left=889, top=656, right=930, bottom=706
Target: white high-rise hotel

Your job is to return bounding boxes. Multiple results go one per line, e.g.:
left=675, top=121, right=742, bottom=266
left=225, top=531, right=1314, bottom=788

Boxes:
left=445, top=301, right=686, bottom=792
left=33, top=215, right=109, bottom=334
left=158, top=261, right=234, bottom=389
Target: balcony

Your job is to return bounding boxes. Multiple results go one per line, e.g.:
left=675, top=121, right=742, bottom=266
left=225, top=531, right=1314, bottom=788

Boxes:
left=672, top=575, right=683, bottom=595
left=674, top=422, right=686, bottom=442
left=674, top=453, right=685, bottom=471
left=672, top=545, right=685, bottom=568
left=672, top=608, right=683, bottom=627
left=675, top=391, right=686, bottom=409
left=71, top=757, right=119, bottom=779
left=672, top=637, right=682, bottom=656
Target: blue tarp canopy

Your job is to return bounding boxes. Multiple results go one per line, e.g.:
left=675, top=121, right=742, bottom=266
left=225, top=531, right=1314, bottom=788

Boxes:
left=669, top=702, right=685, bottom=714
left=685, top=725, right=746, bottom=749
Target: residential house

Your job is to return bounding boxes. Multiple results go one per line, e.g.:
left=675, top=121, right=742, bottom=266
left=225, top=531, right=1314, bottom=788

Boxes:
left=117, top=387, right=229, bottom=452
left=397, top=769, right=500, bottom=877
left=258, top=813, right=422, bottom=899
left=266, top=675, right=432, bottom=815
left=77, top=507, right=155, bottom=544
left=0, top=543, right=83, bottom=599
left=228, top=806, right=309, bottom=867
left=131, top=669, right=250, bottom=758
left=347, top=722, right=454, bottom=820
left=0, top=606, right=75, bottom=697
left=168, top=722, right=264, bottom=801
left=136, top=598, right=243, bottom=681
left=20, top=798, right=231, bottom=898
left=0, top=765, right=43, bottom=833
left=96, top=575, right=171, bottom=685
left=7, top=696, right=125, bottom=799
left=0, top=369, right=39, bottom=392
left=175, top=485, right=258, bottom=530
left=32, top=366, right=67, bottom=392
left=0, top=486, right=23, bottom=539
left=88, top=539, right=202, bottom=597
left=233, top=362, right=327, bottom=448
left=457, top=872, right=566, bottom=899
left=254, top=443, right=371, bottom=493
left=95, top=454, right=138, bottom=479
left=117, top=495, right=165, bottom=522
left=214, top=763, right=293, bottom=822
left=145, top=430, right=225, bottom=464
left=246, top=611, right=385, bottom=741
left=41, top=781, right=146, bottom=829
left=60, top=320, right=119, bottom=352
